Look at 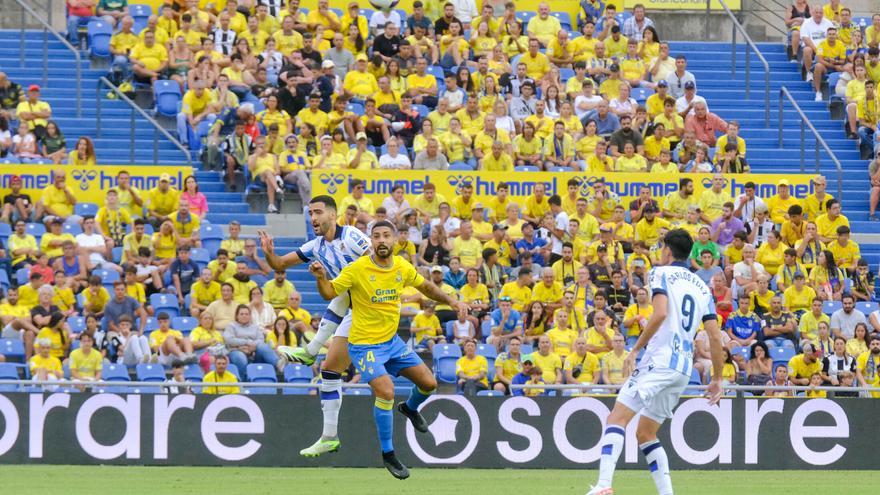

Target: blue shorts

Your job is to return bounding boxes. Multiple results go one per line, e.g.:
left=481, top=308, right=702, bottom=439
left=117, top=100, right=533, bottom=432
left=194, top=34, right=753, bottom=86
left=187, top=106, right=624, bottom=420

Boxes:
left=348, top=335, right=423, bottom=383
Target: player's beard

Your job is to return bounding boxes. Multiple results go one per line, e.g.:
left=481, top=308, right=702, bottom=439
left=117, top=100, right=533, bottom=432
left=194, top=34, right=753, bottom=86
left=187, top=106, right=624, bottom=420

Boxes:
left=375, top=244, right=392, bottom=259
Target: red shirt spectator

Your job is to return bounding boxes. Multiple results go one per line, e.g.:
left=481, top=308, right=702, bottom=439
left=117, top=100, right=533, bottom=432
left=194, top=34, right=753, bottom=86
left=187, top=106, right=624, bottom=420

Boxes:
left=67, top=0, right=96, bottom=17
left=685, top=101, right=727, bottom=147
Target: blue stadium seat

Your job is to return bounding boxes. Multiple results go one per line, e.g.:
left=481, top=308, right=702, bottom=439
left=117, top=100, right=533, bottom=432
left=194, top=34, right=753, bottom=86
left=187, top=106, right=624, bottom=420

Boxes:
left=514, top=166, right=540, bottom=172
left=0, top=362, right=21, bottom=381
left=60, top=222, right=81, bottom=236
left=172, top=316, right=197, bottom=334
left=87, top=20, right=113, bottom=57
left=246, top=363, right=277, bottom=382
left=732, top=346, right=750, bottom=362
left=770, top=347, right=796, bottom=363
left=0, top=271, right=7, bottom=292
left=432, top=344, right=461, bottom=384
left=111, top=246, right=123, bottom=264
left=150, top=293, right=180, bottom=317
left=0, top=339, right=25, bottom=362
left=549, top=12, right=572, bottom=30
left=143, top=317, right=159, bottom=333
left=515, top=11, right=536, bottom=26
left=74, top=202, right=99, bottom=217
left=427, top=65, right=446, bottom=81
left=688, top=367, right=702, bottom=385
left=0, top=223, right=10, bottom=237
left=823, top=300, right=842, bottom=315
left=25, top=223, right=45, bottom=237
left=200, top=224, right=224, bottom=241
left=345, top=102, right=364, bottom=115
left=476, top=390, right=504, bottom=397
left=183, top=364, right=204, bottom=381
left=329, top=7, right=343, bottom=17
left=344, top=387, right=370, bottom=396
left=358, top=8, right=374, bottom=19
left=94, top=268, right=119, bottom=285
left=68, top=316, right=86, bottom=333
left=449, top=162, right=474, bottom=171
left=154, top=80, right=182, bottom=117
left=519, top=344, right=534, bottom=355
left=103, top=363, right=131, bottom=382
left=190, top=247, right=210, bottom=266
left=413, top=104, right=430, bottom=118
left=559, top=68, right=575, bottom=82
left=283, top=363, right=313, bottom=395
left=136, top=363, right=166, bottom=382
left=856, top=301, right=878, bottom=315
left=130, top=4, right=152, bottom=32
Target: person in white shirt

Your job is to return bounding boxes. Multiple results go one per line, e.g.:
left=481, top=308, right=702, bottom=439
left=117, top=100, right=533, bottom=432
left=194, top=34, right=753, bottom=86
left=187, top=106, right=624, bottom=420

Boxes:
left=586, top=228, right=724, bottom=495
left=211, top=12, right=238, bottom=56
left=369, top=8, right=403, bottom=36
left=76, top=216, right=121, bottom=273
left=732, top=180, right=766, bottom=223
left=450, top=0, right=478, bottom=28
left=664, top=55, right=696, bottom=99
left=378, top=137, right=412, bottom=169
left=574, top=80, right=603, bottom=119
left=798, top=6, right=834, bottom=83
left=732, top=244, right=767, bottom=296
left=381, top=185, right=412, bottom=224
left=674, top=80, right=706, bottom=118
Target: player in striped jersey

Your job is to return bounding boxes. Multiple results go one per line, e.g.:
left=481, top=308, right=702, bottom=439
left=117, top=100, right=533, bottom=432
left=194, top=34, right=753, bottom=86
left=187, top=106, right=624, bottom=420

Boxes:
left=258, top=195, right=371, bottom=457
left=586, top=229, right=725, bottom=495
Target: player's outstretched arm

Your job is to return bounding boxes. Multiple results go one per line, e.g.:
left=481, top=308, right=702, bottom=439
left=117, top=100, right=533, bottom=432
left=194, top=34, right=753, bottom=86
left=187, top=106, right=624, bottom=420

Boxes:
left=308, top=262, right=339, bottom=300
left=704, top=317, right=725, bottom=405
left=416, top=279, right=469, bottom=314
left=258, top=229, right=305, bottom=272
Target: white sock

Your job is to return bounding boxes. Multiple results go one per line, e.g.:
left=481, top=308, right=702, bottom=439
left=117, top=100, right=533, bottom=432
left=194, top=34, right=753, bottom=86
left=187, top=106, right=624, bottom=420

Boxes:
left=307, top=315, right=340, bottom=356
left=596, top=425, right=625, bottom=488
left=641, top=440, right=673, bottom=495
left=320, top=370, right=343, bottom=440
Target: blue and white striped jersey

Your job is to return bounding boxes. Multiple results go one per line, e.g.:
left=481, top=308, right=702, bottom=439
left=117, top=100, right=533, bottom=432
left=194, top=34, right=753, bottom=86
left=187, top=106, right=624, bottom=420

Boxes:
left=643, top=263, right=717, bottom=377
left=295, top=226, right=371, bottom=279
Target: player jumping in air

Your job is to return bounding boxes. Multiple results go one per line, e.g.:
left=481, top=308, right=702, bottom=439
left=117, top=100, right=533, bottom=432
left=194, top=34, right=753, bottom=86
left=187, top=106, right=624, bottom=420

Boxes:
left=309, top=220, right=468, bottom=479
left=258, top=195, right=371, bottom=457
left=586, top=229, right=725, bottom=495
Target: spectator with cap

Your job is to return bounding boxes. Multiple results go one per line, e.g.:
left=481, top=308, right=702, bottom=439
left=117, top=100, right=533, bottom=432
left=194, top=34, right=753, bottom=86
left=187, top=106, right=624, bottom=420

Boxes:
left=766, top=179, right=802, bottom=226
left=674, top=80, right=705, bottom=118
left=15, top=85, right=50, bottom=141
left=788, top=342, right=822, bottom=386
left=146, top=173, right=180, bottom=228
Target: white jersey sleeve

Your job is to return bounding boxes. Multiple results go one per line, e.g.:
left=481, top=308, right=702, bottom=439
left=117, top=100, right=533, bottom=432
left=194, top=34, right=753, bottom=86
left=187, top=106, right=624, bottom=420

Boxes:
left=643, top=264, right=717, bottom=377
left=343, top=225, right=371, bottom=258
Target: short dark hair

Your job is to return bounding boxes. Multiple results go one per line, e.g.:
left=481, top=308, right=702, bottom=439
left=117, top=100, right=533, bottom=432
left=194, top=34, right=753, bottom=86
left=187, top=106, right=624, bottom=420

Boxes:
left=548, top=195, right=561, bottom=206
left=664, top=229, right=694, bottom=261
left=371, top=220, right=396, bottom=233
left=310, top=195, right=337, bottom=211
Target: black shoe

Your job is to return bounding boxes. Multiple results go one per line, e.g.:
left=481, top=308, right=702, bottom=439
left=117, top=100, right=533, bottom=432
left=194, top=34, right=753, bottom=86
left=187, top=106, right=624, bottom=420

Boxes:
left=382, top=450, right=410, bottom=480
left=397, top=402, right=428, bottom=433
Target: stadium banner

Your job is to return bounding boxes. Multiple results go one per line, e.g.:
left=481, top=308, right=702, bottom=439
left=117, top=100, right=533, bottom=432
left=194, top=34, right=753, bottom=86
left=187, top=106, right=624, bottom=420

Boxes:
left=0, top=166, right=192, bottom=205
left=0, top=393, right=873, bottom=469
left=625, top=0, right=741, bottom=10
left=311, top=170, right=814, bottom=209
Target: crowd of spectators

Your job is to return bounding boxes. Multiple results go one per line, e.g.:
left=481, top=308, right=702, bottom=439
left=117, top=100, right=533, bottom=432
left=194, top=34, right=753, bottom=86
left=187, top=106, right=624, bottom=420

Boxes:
left=1, top=0, right=877, bottom=396
left=787, top=5, right=880, bottom=217
left=0, top=75, right=97, bottom=165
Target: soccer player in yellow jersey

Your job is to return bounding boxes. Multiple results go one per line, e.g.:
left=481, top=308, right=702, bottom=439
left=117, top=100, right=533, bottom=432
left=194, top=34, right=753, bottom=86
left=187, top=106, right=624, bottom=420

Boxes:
left=309, top=220, right=466, bottom=479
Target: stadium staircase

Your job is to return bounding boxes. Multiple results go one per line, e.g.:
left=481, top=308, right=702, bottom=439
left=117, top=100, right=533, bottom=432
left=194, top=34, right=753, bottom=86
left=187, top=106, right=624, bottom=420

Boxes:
left=670, top=41, right=879, bottom=273
left=0, top=29, right=324, bottom=314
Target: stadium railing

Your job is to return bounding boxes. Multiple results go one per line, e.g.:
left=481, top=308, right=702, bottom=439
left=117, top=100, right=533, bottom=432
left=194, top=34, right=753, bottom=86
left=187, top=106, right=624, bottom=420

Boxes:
left=96, top=75, right=192, bottom=165
left=778, top=86, right=844, bottom=197
left=707, top=0, right=771, bottom=127
left=13, top=0, right=82, bottom=117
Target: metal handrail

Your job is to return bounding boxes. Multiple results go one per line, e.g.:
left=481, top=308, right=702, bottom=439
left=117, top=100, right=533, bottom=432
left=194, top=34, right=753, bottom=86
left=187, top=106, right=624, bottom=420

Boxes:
left=778, top=86, right=843, bottom=197
left=708, top=0, right=771, bottom=126
left=13, top=0, right=81, bottom=117
left=96, top=76, right=192, bottom=165
left=743, top=0, right=788, bottom=38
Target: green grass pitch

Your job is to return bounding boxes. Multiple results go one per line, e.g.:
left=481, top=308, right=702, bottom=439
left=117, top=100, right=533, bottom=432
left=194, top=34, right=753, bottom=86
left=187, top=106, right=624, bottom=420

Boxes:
left=3, top=466, right=877, bottom=494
